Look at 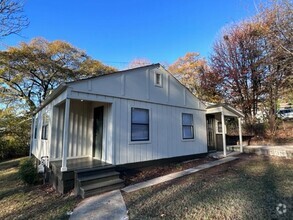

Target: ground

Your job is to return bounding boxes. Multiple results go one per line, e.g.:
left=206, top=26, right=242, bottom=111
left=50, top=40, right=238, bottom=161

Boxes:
left=1, top=154, right=293, bottom=219
left=0, top=158, right=81, bottom=220
left=250, top=120, right=293, bottom=145
left=123, top=154, right=293, bottom=219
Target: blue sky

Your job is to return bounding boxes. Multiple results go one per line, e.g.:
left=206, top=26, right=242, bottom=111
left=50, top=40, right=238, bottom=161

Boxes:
left=1, top=0, right=259, bottom=69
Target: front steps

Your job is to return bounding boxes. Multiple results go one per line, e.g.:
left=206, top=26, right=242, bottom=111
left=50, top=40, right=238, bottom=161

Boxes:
left=74, top=165, right=124, bottom=198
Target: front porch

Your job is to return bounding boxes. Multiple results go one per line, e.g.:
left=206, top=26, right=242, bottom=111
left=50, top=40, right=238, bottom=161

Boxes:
left=51, top=157, right=111, bottom=173
left=45, top=88, right=123, bottom=197
left=49, top=157, right=124, bottom=198
left=51, top=98, right=114, bottom=172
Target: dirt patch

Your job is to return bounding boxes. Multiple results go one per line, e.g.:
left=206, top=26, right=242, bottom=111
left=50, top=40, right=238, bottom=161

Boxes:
left=120, top=156, right=216, bottom=186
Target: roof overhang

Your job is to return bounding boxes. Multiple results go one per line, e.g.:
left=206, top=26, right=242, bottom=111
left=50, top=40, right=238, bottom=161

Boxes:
left=33, top=83, right=67, bottom=115
left=206, top=103, right=244, bottom=118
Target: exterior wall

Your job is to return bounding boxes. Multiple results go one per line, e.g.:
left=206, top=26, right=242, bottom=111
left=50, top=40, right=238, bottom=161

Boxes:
left=50, top=103, right=65, bottom=159
left=69, top=90, right=208, bottom=165
left=67, top=65, right=207, bottom=165
left=32, top=98, right=113, bottom=163
left=67, top=66, right=206, bottom=111
left=113, top=98, right=207, bottom=165
left=31, top=90, right=67, bottom=160
left=32, top=65, right=208, bottom=165
left=32, top=107, right=51, bottom=159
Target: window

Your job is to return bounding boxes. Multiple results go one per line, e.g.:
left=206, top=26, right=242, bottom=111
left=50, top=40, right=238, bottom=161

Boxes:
left=131, top=108, right=149, bottom=141
left=34, top=117, right=38, bottom=139
left=217, top=121, right=222, bottom=133
left=182, top=113, right=194, bottom=139
left=154, top=72, right=162, bottom=87
left=41, top=113, right=49, bottom=140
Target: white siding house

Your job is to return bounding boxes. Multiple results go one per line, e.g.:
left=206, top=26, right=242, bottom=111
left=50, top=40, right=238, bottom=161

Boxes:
left=31, top=64, right=207, bottom=172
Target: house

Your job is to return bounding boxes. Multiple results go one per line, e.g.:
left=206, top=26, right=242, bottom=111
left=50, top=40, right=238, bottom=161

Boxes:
left=30, top=63, right=211, bottom=197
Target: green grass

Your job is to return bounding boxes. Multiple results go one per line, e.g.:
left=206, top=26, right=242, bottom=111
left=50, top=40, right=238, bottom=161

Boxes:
left=123, top=155, right=293, bottom=219
left=0, top=157, right=81, bottom=220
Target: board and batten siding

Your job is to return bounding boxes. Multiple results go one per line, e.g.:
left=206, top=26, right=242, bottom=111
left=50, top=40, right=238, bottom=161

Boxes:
left=68, top=91, right=207, bottom=165
left=67, top=66, right=206, bottom=111
left=113, top=98, right=207, bottom=165
left=32, top=92, right=111, bottom=161
left=67, top=65, right=208, bottom=165
left=32, top=64, right=208, bottom=165
left=32, top=90, right=67, bottom=159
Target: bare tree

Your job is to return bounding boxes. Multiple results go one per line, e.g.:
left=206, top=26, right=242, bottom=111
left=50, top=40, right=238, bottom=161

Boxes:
left=127, top=58, right=151, bottom=69
left=0, top=0, right=28, bottom=37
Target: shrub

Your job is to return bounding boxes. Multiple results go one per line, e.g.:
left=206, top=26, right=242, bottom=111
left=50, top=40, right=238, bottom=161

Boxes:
left=18, top=158, right=38, bottom=185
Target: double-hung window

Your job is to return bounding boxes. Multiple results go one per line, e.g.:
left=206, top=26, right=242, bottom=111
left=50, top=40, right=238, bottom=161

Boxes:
left=131, top=108, right=149, bottom=141
left=182, top=113, right=194, bottom=139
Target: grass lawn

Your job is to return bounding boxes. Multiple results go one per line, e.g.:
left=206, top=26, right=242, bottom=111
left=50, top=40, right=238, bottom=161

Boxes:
left=123, top=155, right=293, bottom=219
left=0, top=157, right=81, bottom=220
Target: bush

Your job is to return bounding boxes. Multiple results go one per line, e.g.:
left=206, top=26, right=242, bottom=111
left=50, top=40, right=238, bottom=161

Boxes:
left=0, top=138, right=29, bottom=161
left=18, top=158, right=38, bottom=185
left=243, top=122, right=266, bottom=136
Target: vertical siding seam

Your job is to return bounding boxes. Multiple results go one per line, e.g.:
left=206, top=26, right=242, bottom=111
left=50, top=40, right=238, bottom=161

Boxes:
left=146, top=70, right=150, bottom=100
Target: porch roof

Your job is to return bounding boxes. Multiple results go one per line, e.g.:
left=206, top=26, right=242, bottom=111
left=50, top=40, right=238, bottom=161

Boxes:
left=206, top=103, right=244, bottom=118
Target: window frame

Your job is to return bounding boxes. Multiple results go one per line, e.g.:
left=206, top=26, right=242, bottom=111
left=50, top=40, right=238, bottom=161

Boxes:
left=130, top=107, right=150, bottom=142
left=41, top=124, right=48, bottom=140
left=154, top=72, right=162, bottom=87
left=217, top=121, right=222, bottom=133
left=34, top=116, right=38, bottom=139
left=41, top=113, right=49, bottom=140
left=181, top=113, right=194, bottom=140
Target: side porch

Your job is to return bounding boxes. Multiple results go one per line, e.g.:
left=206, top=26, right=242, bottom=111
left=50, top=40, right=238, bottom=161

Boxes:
left=206, top=103, right=245, bottom=157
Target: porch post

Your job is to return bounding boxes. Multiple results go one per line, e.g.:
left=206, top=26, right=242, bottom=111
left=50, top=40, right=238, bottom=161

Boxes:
left=238, top=117, right=243, bottom=153
left=61, top=98, right=70, bottom=172
left=221, top=112, right=227, bottom=157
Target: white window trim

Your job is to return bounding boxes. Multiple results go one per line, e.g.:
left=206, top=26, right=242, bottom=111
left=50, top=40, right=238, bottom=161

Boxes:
left=41, top=110, right=50, bottom=141
left=154, top=72, right=163, bottom=87
left=34, top=115, right=39, bottom=139
left=216, top=120, right=227, bottom=134
left=128, top=106, right=152, bottom=144
left=181, top=112, right=195, bottom=142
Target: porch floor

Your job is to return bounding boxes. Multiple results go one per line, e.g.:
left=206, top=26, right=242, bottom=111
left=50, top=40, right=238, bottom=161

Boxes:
left=50, top=157, right=111, bottom=172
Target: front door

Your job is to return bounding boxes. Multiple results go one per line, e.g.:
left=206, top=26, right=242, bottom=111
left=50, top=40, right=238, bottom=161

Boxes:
left=93, top=106, right=103, bottom=159
left=207, top=116, right=216, bottom=151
